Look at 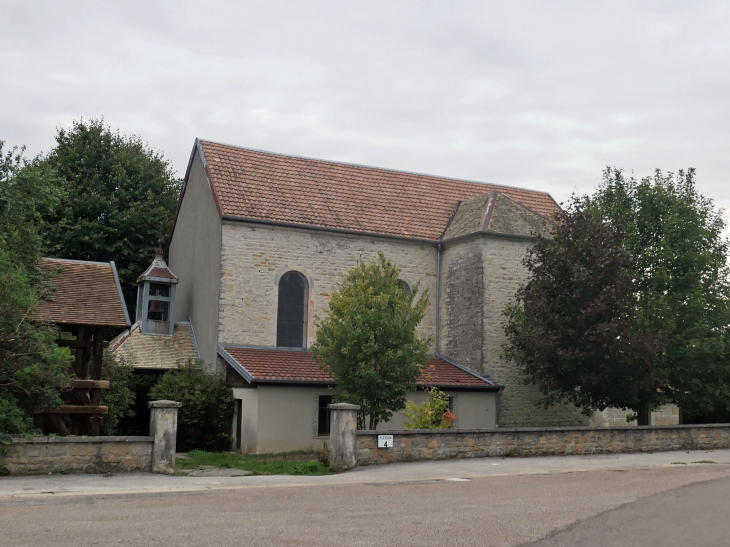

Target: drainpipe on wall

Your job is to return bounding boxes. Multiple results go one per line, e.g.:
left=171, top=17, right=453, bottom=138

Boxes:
left=495, top=387, right=504, bottom=428
left=435, top=242, right=441, bottom=355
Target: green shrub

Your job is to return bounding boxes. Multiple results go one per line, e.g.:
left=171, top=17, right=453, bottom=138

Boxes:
left=403, top=386, right=456, bottom=430
left=116, top=372, right=163, bottom=436
left=99, top=351, right=135, bottom=435
left=149, top=360, right=234, bottom=451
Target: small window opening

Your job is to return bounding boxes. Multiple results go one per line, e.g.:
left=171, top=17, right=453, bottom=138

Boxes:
left=149, top=283, right=170, bottom=297
left=318, top=395, right=334, bottom=436
left=147, top=300, right=169, bottom=322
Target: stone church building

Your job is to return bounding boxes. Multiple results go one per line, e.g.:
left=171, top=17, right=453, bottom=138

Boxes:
left=113, top=138, right=677, bottom=452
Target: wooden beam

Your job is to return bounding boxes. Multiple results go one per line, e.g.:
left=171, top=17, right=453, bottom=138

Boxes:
left=68, top=380, right=110, bottom=389
left=49, top=414, right=70, bottom=436
left=73, top=389, right=93, bottom=406
left=37, top=405, right=108, bottom=415
left=74, top=325, right=85, bottom=376
left=80, top=327, right=93, bottom=379
left=93, top=325, right=105, bottom=381
left=57, top=339, right=93, bottom=349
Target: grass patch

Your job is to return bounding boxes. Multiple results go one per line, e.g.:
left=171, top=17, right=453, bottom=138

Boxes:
left=670, top=462, right=687, bottom=465
left=692, top=460, right=717, bottom=464
left=176, top=450, right=331, bottom=476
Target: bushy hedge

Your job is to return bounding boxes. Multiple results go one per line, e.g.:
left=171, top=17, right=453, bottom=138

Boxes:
left=99, top=351, right=136, bottom=435
left=149, top=361, right=234, bottom=452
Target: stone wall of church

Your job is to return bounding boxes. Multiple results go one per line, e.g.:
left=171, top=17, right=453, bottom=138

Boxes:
left=479, top=236, right=588, bottom=428
left=218, top=222, right=438, bottom=355
left=439, top=238, right=484, bottom=372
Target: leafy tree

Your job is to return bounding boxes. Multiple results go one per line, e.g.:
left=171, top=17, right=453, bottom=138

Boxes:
left=591, top=168, right=730, bottom=421
left=33, top=119, right=181, bottom=312
left=0, top=141, right=71, bottom=434
left=503, top=197, right=666, bottom=419
left=149, top=361, right=234, bottom=451
left=312, top=252, right=430, bottom=430
left=0, top=142, right=63, bottom=280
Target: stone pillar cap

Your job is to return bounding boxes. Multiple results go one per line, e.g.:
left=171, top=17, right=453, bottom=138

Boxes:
left=328, top=403, right=360, bottom=410
left=148, top=400, right=183, bottom=409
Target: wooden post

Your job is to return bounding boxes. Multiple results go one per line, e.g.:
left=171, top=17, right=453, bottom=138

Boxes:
left=74, top=325, right=85, bottom=376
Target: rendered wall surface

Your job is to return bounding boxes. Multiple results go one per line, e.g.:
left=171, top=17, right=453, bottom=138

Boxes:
left=356, top=424, right=730, bottom=464
left=231, top=385, right=496, bottom=453
left=217, top=223, right=438, bottom=351
left=232, top=386, right=259, bottom=453
left=168, top=152, right=223, bottom=369
left=252, top=385, right=333, bottom=454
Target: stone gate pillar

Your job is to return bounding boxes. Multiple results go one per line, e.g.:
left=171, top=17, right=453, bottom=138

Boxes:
left=149, top=400, right=182, bottom=474
left=328, top=403, right=360, bottom=472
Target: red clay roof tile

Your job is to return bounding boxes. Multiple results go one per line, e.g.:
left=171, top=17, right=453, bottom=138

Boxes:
left=33, top=259, right=130, bottom=327
left=198, top=141, right=559, bottom=241
left=220, top=346, right=498, bottom=388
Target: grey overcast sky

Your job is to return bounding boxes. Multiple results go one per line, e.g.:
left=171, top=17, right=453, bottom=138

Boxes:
left=2, top=1, right=729, bottom=223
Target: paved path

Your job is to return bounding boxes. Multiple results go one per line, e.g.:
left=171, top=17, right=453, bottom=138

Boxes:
left=1, top=449, right=729, bottom=546
left=2, top=448, right=729, bottom=498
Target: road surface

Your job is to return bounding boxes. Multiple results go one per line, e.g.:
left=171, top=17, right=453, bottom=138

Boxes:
left=1, top=450, right=729, bottom=546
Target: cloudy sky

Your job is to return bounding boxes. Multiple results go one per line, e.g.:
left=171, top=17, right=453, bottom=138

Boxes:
left=2, top=1, right=728, bottom=223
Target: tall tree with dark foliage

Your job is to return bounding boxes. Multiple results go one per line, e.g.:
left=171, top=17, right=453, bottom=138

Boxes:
left=503, top=197, right=667, bottom=421
left=36, top=119, right=180, bottom=312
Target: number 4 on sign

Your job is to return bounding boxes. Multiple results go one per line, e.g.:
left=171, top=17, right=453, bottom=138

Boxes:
left=378, top=434, right=393, bottom=448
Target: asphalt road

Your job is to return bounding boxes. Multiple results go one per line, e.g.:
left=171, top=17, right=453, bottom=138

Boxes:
left=1, top=465, right=728, bottom=546
left=528, top=475, right=730, bottom=547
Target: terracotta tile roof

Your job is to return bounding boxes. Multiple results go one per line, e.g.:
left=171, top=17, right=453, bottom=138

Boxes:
left=196, top=140, right=560, bottom=241
left=137, top=250, right=178, bottom=283
left=110, top=322, right=199, bottom=369
left=218, top=346, right=500, bottom=389
left=33, top=258, right=130, bottom=327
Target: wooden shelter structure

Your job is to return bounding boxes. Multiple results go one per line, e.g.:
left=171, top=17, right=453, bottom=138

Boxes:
left=32, top=258, right=131, bottom=436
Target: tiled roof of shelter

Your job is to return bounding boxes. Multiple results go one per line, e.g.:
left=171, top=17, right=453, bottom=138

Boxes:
left=32, top=258, right=130, bottom=327
left=110, top=322, right=199, bottom=369
left=218, top=346, right=501, bottom=389
left=194, top=140, right=559, bottom=241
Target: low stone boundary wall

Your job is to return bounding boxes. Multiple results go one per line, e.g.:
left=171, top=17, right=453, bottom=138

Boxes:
left=3, top=399, right=182, bottom=475
left=356, top=424, right=730, bottom=465
left=4, top=436, right=153, bottom=475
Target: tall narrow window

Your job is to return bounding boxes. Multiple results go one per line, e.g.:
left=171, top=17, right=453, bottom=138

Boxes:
left=277, top=271, right=308, bottom=348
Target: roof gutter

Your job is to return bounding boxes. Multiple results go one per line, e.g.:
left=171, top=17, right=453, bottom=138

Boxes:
left=221, top=215, right=436, bottom=245
left=221, top=215, right=537, bottom=246
left=436, top=242, right=441, bottom=354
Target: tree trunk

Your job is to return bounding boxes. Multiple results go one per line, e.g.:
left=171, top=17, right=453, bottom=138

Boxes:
left=636, top=406, right=651, bottom=426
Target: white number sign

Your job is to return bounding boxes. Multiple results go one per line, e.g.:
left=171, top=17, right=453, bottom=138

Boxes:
left=378, top=434, right=393, bottom=448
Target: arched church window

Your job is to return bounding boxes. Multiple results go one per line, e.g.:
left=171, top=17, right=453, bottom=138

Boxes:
left=397, top=279, right=411, bottom=296
left=277, top=271, right=308, bottom=348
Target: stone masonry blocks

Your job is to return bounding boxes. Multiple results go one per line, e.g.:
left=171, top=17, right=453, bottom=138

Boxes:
left=356, top=425, right=730, bottom=465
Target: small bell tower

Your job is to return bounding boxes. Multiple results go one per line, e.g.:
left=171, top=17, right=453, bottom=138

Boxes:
left=136, top=240, right=178, bottom=336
